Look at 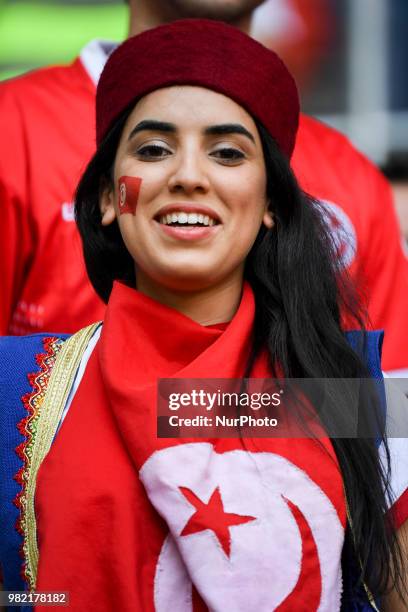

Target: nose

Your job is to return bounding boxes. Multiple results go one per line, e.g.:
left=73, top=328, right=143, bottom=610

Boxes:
left=168, top=150, right=210, bottom=195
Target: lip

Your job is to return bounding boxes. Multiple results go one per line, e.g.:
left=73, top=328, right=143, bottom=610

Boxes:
left=157, top=223, right=220, bottom=241
left=154, top=203, right=221, bottom=223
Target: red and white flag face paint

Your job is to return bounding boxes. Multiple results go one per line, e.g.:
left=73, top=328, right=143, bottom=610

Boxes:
left=118, top=175, right=142, bottom=215
left=140, top=443, right=344, bottom=611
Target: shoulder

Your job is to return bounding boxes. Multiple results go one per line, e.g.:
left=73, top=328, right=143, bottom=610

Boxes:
left=293, top=115, right=393, bottom=273
left=297, top=113, right=352, bottom=153
left=0, top=333, right=69, bottom=382
left=0, top=333, right=69, bottom=590
left=0, top=333, right=70, bottom=449
left=0, top=59, right=91, bottom=166
left=0, top=38, right=112, bottom=105
left=0, top=57, right=95, bottom=198
left=0, top=332, right=71, bottom=441
left=0, top=325, right=100, bottom=444
left=0, top=58, right=94, bottom=134
left=0, top=58, right=88, bottom=100
left=294, top=113, right=384, bottom=186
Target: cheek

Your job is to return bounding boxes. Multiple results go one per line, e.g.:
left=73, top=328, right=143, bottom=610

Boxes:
left=227, top=183, right=267, bottom=226
left=117, top=176, right=142, bottom=216
left=219, top=166, right=266, bottom=207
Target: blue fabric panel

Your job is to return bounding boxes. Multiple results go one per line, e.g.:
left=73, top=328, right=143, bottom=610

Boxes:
left=344, top=330, right=384, bottom=611
left=0, top=334, right=68, bottom=593
left=345, top=330, right=386, bottom=451
left=345, top=330, right=384, bottom=378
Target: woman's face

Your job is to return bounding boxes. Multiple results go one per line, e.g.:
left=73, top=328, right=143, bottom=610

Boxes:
left=100, top=86, right=270, bottom=293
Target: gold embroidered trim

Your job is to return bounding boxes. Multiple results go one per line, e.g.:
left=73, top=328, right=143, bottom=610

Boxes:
left=16, top=337, right=65, bottom=588
left=24, top=322, right=101, bottom=589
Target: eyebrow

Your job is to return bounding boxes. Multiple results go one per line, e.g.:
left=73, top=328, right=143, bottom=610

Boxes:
left=204, top=124, right=255, bottom=143
left=128, top=120, right=176, bottom=140
left=128, top=120, right=255, bottom=144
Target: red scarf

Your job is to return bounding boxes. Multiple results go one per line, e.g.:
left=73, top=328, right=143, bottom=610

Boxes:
left=35, top=282, right=346, bottom=611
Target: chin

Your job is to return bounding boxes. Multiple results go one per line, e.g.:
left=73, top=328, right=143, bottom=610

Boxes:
left=154, top=267, right=225, bottom=293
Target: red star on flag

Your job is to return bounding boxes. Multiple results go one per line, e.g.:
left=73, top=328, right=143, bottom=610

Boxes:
left=179, top=486, right=256, bottom=557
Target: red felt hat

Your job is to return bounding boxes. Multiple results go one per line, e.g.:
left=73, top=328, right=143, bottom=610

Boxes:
left=96, top=19, right=299, bottom=158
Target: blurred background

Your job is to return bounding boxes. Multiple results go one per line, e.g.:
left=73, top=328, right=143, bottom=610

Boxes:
left=0, top=0, right=407, bottom=237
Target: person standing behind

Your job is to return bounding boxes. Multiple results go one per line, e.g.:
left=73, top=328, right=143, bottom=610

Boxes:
left=0, top=0, right=407, bottom=375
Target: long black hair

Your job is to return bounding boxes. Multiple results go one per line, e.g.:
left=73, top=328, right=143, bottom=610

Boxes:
left=75, top=108, right=405, bottom=605
left=247, top=121, right=405, bottom=606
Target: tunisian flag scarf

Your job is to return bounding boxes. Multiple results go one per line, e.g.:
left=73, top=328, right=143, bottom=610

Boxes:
left=35, top=282, right=345, bottom=611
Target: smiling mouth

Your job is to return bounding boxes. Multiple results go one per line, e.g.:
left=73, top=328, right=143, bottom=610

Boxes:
left=157, top=212, right=219, bottom=227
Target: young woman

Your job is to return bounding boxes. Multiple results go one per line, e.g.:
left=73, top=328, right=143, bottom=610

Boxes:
left=1, top=19, right=407, bottom=612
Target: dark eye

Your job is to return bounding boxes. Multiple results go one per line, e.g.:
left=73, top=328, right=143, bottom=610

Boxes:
left=211, top=147, right=245, bottom=164
left=137, top=144, right=172, bottom=160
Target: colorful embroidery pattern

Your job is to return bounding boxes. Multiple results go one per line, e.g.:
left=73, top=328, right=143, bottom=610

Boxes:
left=12, top=323, right=100, bottom=590
left=14, top=336, right=65, bottom=589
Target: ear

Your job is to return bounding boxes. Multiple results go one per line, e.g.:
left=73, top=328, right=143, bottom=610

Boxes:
left=99, top=180, right=117, bottom=227
left=262, top=206, right=274, bottom=229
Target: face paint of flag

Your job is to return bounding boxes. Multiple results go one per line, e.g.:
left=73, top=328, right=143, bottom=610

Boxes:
left=118, top=176, right=142, bottom=215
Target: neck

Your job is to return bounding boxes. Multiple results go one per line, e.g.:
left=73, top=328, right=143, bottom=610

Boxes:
left=135, top=273, right=244, bottom=326
left=128, top=0, right=253, bottom=37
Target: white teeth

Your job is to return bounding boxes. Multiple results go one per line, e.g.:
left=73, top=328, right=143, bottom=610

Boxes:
left=158, top=211, right=217, bottom=226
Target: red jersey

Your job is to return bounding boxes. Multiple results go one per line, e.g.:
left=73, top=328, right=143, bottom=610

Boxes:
left=1, top=40, right=407, bottom=373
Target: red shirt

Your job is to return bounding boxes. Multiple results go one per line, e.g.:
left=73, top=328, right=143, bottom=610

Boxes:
left=1, top=40, right=407, bottom=372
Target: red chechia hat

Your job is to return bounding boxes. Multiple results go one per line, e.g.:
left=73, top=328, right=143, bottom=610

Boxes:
left=96, top=19, right=299, bottom=158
